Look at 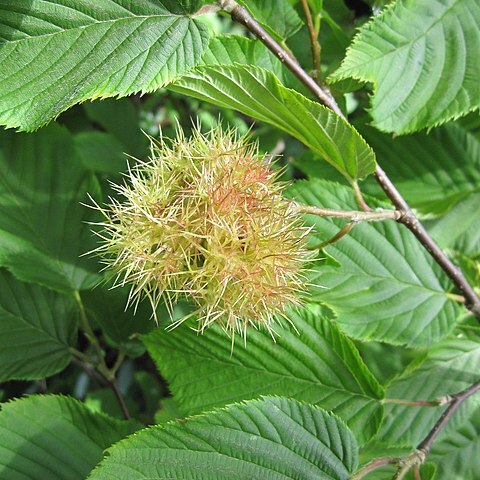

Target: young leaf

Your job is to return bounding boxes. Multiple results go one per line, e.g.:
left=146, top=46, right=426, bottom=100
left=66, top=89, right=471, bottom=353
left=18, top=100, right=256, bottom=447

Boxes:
left=0, top=395, right=141, bottom=480
left=289, top=180, right=462, bottom=347
left=0, top=270, right=77, bottom=382
left=143, top=306, right=384, bottom=444
left=0, top=0, right=209, bottom=131
left=359, top=123, right=480, bottom=215
left=330, top=0, right=480, bottom=134
left=377, top=338, right=480, bottom=446
left=88, top=397, right=358, bottom=480
left=0, top=125, right=101, bottom=292
left=171, top=64, right=376, bottom=181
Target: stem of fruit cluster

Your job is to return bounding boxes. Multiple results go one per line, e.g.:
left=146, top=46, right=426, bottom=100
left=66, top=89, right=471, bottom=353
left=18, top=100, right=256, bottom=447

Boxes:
left=293, top=203, right=400, bottom=221
left=217, top=0, right=480, bottom=322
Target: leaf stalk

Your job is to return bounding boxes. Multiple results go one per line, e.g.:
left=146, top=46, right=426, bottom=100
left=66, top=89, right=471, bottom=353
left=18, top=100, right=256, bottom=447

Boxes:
left=293, top=203, right=401, bottom=221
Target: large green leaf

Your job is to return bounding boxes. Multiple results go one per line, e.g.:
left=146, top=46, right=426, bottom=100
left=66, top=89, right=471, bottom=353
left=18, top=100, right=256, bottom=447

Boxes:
left=0, top=124, right=101, bottom=292
left=289, top=180, right=462, bottom=346
left=0, top=270, right=77, bottom=382
left=0, top=0, right=209, bottom=130
left=330, top=0, right=480, bottom=134
left=0, top=395, right=141, bottom=480
left=143, top=306, right=384, bottom=444
left=88, top=397, right=358, bottom=480
left=377, top=338, right=480, bottom=447
left=359, top=123, right=480, bottom=215
left=171, top=64, right=376, bottom=181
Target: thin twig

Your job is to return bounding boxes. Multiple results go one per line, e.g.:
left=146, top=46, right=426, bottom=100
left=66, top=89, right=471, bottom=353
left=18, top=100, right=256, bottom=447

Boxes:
left=109, top=379, right=131, bottom=420
left=70, top=347, right=97, bottom=366
left=352, top=379, right=480, bottom=479
left=74, top=290, right=106, bottom=368
left=293, top=202, right=401, bottom=221
left=413, top=465, right=422, bottom=480
left=71, top=357, right=106, bottom=385
left=300, top=0, right=322, bottom=81
left=352, top=457, right=398, bottom=480
left=374, top=166, right=480, bottom=320
left=217, top=0, right=480, bottom=323
left=417, top=379, right=480, bottom=455
left=73, top=291, right=131, bottom=420
left=111, top=352, right=126, bottom=377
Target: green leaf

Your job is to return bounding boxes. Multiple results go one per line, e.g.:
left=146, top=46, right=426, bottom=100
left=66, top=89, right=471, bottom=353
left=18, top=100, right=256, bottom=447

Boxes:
left=143, top=306, right=384, bottom=444
left=199, top=34, right=311, bottom=99
left=171, top=64, right=376, bottom=181
left=83, top=284, right=159, bottom=357
left=88, top=397, right=358, bottom=480
left=200, top=35, right=285, bottom=82
left=238, top=0, right=303, bottom=41
left=0, top=270, right=77, bottom=382
left=289, top=179, right=462, bottom=346
left=74, top=132, right=126, bottom=173
left=330, top=0, right=480, bottom=134
left=425, top=193, right=480, bottom=257
left=0, top=124, right=101, bottom=292
left=377, top=338, right=480, bottom=447
left=0, top=1, right=209, bottom=131
left=0, top=395, right=141, bottom=480
left=82, top=98, right=145, bottom=156
left=359, top=123, right=480, bottom=215
left=431, top=405, right=480, bottom=480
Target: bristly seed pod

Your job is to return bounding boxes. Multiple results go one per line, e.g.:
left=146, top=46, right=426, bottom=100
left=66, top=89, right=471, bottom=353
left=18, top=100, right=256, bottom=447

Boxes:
left=91, top=125, right=311, bottom=340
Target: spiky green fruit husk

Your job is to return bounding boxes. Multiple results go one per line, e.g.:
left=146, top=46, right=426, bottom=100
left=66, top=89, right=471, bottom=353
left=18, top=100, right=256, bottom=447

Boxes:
left=95, top=126, right=310, bottom=337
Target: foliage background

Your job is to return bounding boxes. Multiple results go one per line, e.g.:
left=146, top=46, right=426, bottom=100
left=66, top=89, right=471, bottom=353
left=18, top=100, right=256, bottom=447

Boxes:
left=0, top=0, right=479, bottom=479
